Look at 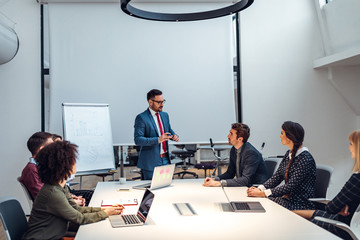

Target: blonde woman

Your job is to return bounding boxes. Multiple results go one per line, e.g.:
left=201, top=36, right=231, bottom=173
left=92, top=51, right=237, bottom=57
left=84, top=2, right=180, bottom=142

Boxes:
left=294, top=131, right=360, bottom=240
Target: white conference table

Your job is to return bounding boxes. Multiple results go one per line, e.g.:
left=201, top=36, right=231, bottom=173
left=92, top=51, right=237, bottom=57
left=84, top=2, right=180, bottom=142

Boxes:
left=75, top=179, right=339, bottom=240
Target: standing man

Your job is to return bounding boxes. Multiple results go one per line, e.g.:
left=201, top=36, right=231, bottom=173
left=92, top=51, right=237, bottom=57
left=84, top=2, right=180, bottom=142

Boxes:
left=134, top=89, right=179, bottom=180
left=203, top=123, right=268, bottom=187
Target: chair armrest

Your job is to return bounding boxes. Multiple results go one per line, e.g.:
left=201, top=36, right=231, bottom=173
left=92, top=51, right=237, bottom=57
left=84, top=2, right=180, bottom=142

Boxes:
left=310, top=198, right=329, bottom=210
left=310, top=198, right=330, bottom=204
left=314, top=216, right=343, bottom=225
left=314, top=217, right=356, bottom=240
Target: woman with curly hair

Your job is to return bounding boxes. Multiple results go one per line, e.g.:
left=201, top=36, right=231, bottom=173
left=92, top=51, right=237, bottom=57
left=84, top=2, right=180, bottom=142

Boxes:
left=23, top=141, right=124, bottom=240
left=246, top=121, right=316, bottom=210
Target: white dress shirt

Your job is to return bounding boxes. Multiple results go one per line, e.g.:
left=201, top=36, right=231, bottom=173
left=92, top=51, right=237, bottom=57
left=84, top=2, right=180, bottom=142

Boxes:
left=149, top=108, right=165, bottom=155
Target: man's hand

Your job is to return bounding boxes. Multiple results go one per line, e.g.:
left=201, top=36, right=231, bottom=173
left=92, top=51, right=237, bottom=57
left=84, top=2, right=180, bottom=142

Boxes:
left=203, top=177, right=221, bottom=187
left=159, top=132, right=172, bottom=143
left=171, top=134, right=179, bottom=142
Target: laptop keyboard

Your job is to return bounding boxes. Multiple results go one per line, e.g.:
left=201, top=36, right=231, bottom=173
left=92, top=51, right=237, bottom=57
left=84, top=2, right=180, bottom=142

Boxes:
left=234, top=202, right=250, bottom=210
left=122, top=214, right=141, bottom=224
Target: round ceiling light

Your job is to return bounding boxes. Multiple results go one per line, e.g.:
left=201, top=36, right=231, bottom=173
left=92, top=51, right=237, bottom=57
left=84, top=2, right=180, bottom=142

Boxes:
left=120, top=0, right=254, bottom=22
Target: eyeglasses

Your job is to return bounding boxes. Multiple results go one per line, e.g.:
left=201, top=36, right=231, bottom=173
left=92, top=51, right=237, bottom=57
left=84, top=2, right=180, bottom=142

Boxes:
left=151, top=99, right=166, bottom=105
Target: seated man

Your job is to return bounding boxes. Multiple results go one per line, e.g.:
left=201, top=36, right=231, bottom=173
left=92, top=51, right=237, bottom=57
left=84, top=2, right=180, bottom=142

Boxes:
left=19, top=132, right=91, bottom=206
left=203, top=123, right=268, bottom=187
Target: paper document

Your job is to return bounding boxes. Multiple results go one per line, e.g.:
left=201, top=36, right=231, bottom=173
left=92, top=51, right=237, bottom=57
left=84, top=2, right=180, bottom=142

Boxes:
left=101, top=199, right=138, bottom=206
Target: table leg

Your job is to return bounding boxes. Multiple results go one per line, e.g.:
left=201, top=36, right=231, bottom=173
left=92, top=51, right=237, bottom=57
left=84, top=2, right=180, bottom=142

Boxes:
left=120, top=146, right=124, bottom=178
left=217, top=150, right=222, bottom=175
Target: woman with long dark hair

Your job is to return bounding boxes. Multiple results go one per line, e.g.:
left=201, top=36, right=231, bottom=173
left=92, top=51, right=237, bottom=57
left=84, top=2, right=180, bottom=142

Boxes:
left=247, top=121, right=316, bottom=210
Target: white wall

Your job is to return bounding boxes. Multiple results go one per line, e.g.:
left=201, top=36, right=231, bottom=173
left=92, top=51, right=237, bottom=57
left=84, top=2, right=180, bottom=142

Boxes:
left=322, top=0, right=360, bottom=54
left=240, top=0, right=357, bottom=198
left=327, top=66, right=360, bottom=115
left=319, top=0, right=360, bottom=116
left=0, top=0, right=40, bottom=214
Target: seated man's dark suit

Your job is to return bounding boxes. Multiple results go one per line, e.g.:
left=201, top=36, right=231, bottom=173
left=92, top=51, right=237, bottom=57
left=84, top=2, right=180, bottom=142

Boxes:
left=217, top=142, right=268, bottom=187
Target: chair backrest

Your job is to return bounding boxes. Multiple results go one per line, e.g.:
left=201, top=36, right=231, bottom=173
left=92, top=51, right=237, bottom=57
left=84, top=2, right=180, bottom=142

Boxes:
left=127, top=146, right=140, bottom=166
left=314, top=164, right=334, bottom=199
left=0, top=197, right=28, bottom=240
left=184, top=144, right=197, bottom=152
left=17, top=177, right=34, bottom=209
left=264, top=158, right=281, bottom=177
left=113, top=145, right=120, bottom=167
left=350, top=203, right=360, bottom=239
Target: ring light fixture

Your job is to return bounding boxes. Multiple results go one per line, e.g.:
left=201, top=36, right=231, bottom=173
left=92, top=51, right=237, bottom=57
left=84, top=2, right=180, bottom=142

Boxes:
left=120, top=0, right=254, bottom=22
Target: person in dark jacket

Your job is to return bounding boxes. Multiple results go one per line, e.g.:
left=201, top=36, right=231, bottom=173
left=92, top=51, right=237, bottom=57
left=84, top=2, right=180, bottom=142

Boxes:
left=203, top=123, right=268, bottom=187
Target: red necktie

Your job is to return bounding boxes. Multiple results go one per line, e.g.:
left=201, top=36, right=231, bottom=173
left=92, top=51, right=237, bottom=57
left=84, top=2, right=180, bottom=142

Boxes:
left=155, top=113, right=167, bottom=153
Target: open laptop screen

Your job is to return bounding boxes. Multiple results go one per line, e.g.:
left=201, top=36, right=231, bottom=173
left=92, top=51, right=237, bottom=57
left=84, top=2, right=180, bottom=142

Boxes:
left=132, top=164, right=175, bottom=190
left=137, top=189, right=155, bottom=221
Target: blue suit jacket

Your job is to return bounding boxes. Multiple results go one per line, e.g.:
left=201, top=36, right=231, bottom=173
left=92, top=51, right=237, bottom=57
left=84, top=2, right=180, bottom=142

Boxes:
left=134, top=108, right=176, bottom=171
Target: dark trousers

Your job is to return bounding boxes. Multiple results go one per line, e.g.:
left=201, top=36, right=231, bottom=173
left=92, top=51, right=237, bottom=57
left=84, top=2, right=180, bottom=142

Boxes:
left=142, top=155, right=170, bottom=180
left=68, top=188, right=94, bottom=206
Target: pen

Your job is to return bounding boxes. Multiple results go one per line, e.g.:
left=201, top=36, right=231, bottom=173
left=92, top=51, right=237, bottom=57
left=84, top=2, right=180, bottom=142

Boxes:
left=117, top=188, right=130, bottom=191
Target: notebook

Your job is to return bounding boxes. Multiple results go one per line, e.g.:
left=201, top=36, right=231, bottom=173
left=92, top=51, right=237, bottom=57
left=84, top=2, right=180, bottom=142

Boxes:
left=132, top=164, right=175, bottom=190
left=221, top=186, right=265, bottom=213
left=101, top=198, right=138, bottom=207
left=108, top=189, right=155, bottom=227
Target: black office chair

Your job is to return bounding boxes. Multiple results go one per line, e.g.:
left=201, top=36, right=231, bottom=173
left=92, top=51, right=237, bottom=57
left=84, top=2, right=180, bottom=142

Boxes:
left=313, top=164, right=334, bottom=199
left=314, top=202, right=360, bottom=240
left=17, top=177, right=34, bottom=210
left=0, top=197, right=28, bottom=240
left=127, top=145, right=140, bottom=167
left=264, top=157, right=281, bottom=178
left=127, top=146, right=143, bottom=180
left=172, top=144, right=198, bottom=179
left=310, top=164, right=334, bottom=210
left=0, top=212, right=10, bottom=240
left=194, top=162, right=216, bottom=178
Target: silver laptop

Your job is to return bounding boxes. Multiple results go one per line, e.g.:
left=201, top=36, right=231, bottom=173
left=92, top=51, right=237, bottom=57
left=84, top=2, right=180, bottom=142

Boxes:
left=108, top=189, right=155, bottom=227
left=133, top=164, right=175, bottom=190
left=221, top=186, right=265, bottom=213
